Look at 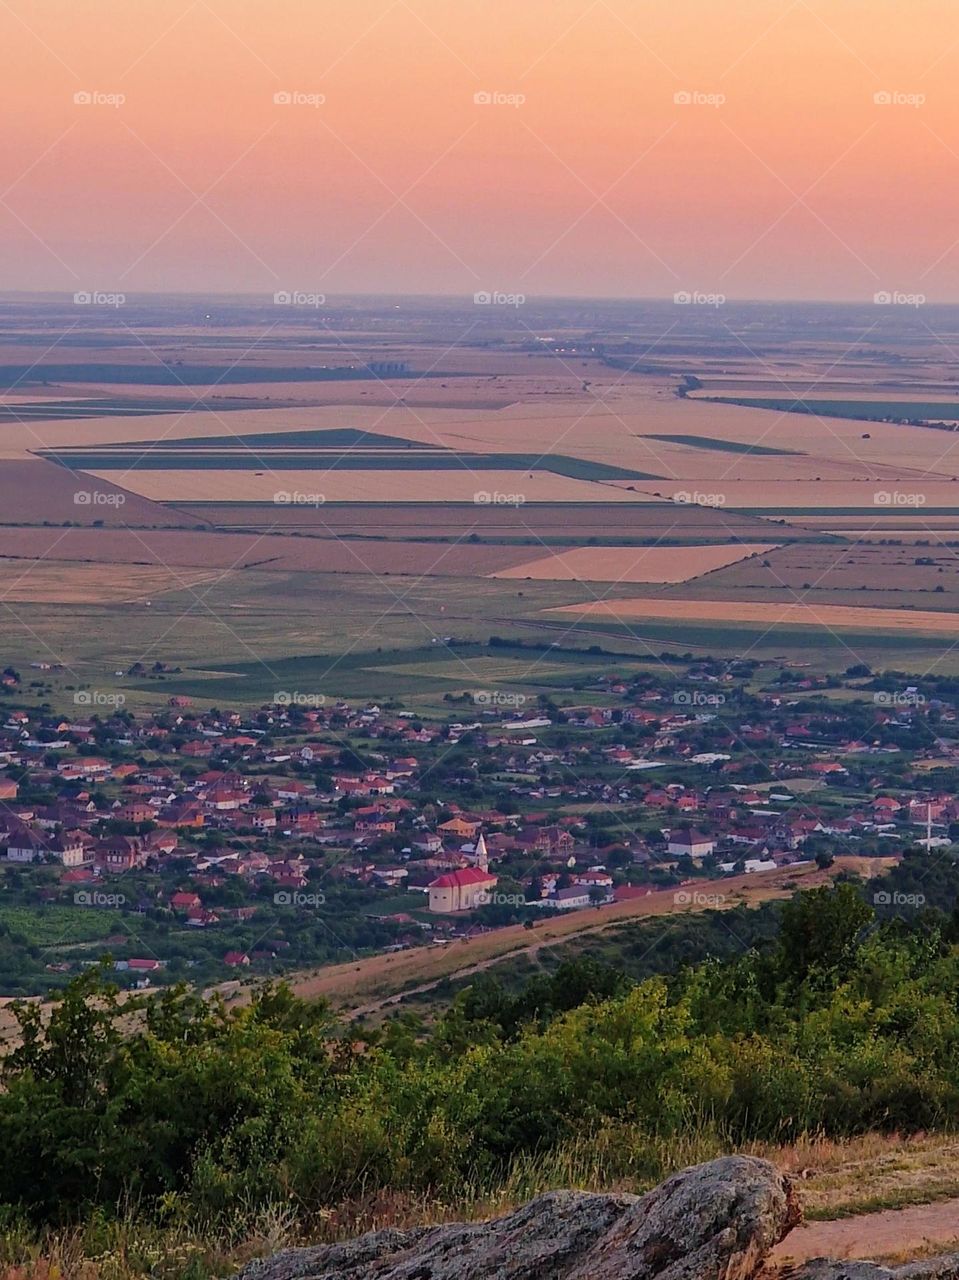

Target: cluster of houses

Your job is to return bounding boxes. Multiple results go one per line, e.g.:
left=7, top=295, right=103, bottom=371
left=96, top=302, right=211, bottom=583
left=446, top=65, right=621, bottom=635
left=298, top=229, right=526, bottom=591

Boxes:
left=0, top=665, right=951, bottom=986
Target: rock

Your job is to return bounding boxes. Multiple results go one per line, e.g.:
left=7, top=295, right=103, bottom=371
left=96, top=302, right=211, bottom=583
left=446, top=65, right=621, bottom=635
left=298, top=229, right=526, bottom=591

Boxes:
left=240, top=1155, right=799, bottom=1280
left=896, top=1257, right=959, bottom=1280
left=777, top=1252, right=959, bottom=1280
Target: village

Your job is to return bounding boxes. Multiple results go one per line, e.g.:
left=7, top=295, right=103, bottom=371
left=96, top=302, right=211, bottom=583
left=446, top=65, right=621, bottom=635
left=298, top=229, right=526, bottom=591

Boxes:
left=0, top=657, right=954, bottom=994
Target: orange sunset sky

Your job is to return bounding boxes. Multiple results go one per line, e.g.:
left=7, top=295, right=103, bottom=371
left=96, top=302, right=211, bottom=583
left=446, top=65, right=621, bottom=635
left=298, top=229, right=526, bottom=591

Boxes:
left=0, top=0, right=957, bottom=301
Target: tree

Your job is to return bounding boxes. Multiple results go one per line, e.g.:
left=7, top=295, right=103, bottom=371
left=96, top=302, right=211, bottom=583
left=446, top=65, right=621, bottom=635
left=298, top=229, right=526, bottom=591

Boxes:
left=776, top=882, right=872, bottom=988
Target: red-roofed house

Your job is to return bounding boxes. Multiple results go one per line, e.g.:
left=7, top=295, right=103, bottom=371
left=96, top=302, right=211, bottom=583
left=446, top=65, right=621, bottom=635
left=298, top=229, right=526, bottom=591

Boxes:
left=170, top=891, right=202, bottom=911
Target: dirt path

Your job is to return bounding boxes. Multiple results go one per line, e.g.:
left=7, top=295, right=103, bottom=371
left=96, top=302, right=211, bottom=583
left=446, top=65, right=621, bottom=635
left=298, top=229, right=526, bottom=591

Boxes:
left=772, top=1198, right=959, bottom=1265
left=349, top=928, right=590, bottom=1018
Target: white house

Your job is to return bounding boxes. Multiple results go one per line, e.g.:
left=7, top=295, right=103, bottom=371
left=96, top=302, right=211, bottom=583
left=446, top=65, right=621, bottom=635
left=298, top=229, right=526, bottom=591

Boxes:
left=6, top=829, right=48, bottom=862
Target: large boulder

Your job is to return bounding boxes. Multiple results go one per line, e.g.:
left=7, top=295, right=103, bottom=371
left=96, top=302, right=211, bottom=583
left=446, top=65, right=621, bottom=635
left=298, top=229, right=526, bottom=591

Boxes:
left=239, top=1155, right=800, bottom=1280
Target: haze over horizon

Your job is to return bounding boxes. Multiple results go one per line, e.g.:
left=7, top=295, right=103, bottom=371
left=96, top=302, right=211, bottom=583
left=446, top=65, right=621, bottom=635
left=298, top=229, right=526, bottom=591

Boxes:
left=6, top=290, right=958, bottom=308
left=2, top=0, right=958, bottom=303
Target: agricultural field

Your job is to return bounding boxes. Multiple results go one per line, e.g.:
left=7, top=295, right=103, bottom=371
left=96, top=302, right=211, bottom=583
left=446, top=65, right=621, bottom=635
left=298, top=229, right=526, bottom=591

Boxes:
left=692, top=542, right=959, bottom=600
left=702, top=396, right=959, bottom=425
left=0, top=526, right=556, bottom=576
left=0, top=902, right=124, bottom=947
left=170, top=500, right=792, bottom=545
left=0, top=569, right=609, bottom=711
left=2, top=295, right=959, bottom=701
left=607, top=539, right=959, bottom=620
left=85, top=467, right=659, bottom=505
left=645, top=434, right=803, bottom=456
left=50, top=448, right=657, bottom=481
left=0, top=561, right=222, bottom=603
left=491, top=543, right=778, bottom=583
left=549, top=597, right=959, bottom=635
left=0, top=362, right=461, bottom=388
left=824, top=529, right=959, bottom=542
left=0, top=459, right=192, bottom=527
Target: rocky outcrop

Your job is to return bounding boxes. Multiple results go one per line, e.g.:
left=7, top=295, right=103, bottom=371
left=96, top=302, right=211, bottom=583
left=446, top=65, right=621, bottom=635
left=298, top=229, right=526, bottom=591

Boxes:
left=238, top=1156, right=957, bottom=1280
left=240, top=1155, right=799, bottom=1280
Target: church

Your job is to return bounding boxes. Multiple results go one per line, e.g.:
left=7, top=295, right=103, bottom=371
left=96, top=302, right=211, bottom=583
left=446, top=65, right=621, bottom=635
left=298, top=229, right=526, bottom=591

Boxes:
left=427, top=834, right=497, bottom=912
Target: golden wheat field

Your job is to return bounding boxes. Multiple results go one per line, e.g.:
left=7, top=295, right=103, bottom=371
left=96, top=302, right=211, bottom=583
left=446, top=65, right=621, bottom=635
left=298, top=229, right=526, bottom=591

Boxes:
left=549, top=597, right=959, bottom=634
left=491, top=543, right=778, bottom=583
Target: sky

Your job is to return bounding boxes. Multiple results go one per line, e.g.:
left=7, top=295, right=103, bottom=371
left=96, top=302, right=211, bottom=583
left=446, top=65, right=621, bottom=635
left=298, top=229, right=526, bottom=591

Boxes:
left=1, top=0, right=957, bottom=301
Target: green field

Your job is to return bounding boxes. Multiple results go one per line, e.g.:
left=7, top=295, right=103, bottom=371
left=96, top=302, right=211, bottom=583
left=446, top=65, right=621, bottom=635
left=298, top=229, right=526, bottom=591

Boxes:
left=5, top=559, right=959, bottom=716
left=541, top=613, right=959, bottom=671
left=44, top=448, right=657, bottom=481
left=0, top=903, right=125, bottom=945
left=119, top=640, right=650, bottom=706
left=0, top=571, right=603, bottom=710
left=646, top=433, right=803, bottom=456
left=41, top=424, right=660, bottom=482
left=0, top=398, right=254, bottom=421
left=115, top=427, right=448, bottom=451
left=703, top=396, right=959, bottom=423
left=43, top=451, right=658, bottom=479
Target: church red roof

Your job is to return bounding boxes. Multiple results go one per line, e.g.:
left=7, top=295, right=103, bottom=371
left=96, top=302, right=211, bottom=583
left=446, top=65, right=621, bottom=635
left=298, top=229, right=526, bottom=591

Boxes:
left=429, top=868, right=497, bottom=888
